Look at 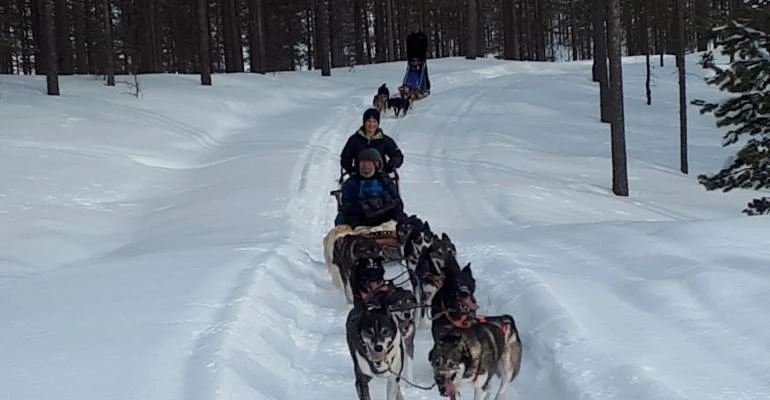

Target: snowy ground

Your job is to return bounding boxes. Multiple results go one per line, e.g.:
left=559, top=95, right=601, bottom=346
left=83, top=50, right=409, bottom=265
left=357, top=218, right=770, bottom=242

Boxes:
left=1, top=54, right=768, bottom=400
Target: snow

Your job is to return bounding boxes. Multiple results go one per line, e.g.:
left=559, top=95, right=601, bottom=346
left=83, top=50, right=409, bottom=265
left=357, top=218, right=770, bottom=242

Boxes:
left=1, top=55, right=768, bottom=400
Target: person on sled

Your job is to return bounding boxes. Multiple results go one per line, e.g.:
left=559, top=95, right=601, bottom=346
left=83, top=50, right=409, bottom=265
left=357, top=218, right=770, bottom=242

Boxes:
left=340, top=108, right=404, bottom=177
left=405, top=28, right=431, bottom=94
left=334, top=148, right=405, bottom=229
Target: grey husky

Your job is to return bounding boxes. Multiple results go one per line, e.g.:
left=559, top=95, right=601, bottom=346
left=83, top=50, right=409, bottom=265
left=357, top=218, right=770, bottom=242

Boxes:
left=387, top=286, right=418, bottom=382
left=414, top=232, right=458, bottom=325
left=346, top=290, right=406, bottom=400
left=333, top=235, right=384, bottom=303
left=428, top=315, right=522, bottom=400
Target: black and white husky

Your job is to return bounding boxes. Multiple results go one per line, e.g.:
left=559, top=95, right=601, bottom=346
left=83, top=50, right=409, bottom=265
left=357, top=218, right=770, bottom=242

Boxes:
left=428, top=316, right=522, bottom=400
left=346, top=290, right=406, bottom=400
left=387, top=286, right=418, bottom=382
left=396, top=214, right=436, bottom=271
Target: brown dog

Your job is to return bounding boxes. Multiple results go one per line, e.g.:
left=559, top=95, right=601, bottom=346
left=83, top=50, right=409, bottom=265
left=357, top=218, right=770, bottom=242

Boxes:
left=372, top=94, right=388, bottom=113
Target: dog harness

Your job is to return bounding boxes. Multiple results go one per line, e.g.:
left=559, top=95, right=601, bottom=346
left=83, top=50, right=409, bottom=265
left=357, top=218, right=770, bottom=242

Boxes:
left=449, top=314, right=511, bottom=336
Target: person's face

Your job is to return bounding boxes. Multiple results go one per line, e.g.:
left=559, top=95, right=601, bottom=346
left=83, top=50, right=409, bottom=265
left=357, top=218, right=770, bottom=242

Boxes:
left=360, top=160, right=376, bottom=175
left=365, top=118, right=378, bottom=134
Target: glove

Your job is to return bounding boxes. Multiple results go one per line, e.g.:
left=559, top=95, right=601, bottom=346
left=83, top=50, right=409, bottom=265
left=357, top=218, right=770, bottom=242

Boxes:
left=360, top=197, right=396, bottom=219
left=384, top=161, right=395, bottom=173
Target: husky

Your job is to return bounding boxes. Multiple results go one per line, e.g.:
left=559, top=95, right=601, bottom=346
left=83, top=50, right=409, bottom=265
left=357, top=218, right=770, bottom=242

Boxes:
left=387, top=97, right=411, bottom=117
left=398, top=85, right=414, bottom=101
left=401, top=217, right=436, bottom=271
left=373, top=94, right=388, bottom=113
left=414, top=232, right=458, bottom=325
left=350, top=256, right=395, bottom=307
left=428, top=314, right=522, bottom=400
left=373, top=84, right=390, bottom=113
left=330, top=234, right=384, bottom=303
left=430, top=252, right=479, bottom=342
left=346, top=290, right=406, bottom=400
left=396, top=214, right=423, bottom=255
left=387, top=286, right=418, bottom=382
left=378, top=83, right=390, bottom=98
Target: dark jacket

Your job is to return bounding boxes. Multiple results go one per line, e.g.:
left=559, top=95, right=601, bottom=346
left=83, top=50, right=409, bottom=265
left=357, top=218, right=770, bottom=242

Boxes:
left=340, top=128, right=404, bottom=176
left=340, top=172, right=403, bottom=228
left=406, top=31, right=428, bottom=61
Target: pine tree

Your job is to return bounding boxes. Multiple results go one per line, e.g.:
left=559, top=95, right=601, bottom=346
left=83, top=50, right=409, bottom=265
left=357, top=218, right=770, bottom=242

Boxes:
left=693, top=18, right=770, bottom=215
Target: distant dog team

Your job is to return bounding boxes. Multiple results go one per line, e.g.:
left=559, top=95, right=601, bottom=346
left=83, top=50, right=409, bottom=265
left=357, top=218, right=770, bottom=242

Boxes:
left=372, top=83, right=412, bottom=118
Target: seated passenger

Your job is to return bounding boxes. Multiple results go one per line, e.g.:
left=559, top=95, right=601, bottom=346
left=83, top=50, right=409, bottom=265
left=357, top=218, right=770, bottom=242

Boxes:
left=334, top=148, right=404, bottom=228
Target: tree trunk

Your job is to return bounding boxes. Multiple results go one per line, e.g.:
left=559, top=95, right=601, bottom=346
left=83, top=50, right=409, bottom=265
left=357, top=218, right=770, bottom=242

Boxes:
left=72, top=0, right=89, bottom=73
left=503, top=0, right=515, bottom=59
left=54, top=0, right=73, bottom=74
left=103, top=0, right=115, bottom=85
left=221, top=0, right=243, bottom=72
left=385, top=0, right=395, bottom=61
left=675, top=0, right=688, bottom=173
left=592, top=0, right=611, bottom=123
left=317, top=0, right=330, bottom=75
left=41, top=0, right=59, bottom=94
left=570, top=0, right=578, bottom=60
left=353, top=0, right=365, bottom=64
left=247, top=0, right=266, bottom=73
left=465, top=0, right=477, bottom=59
left=607, top=0, right=628, bottom=196
left=198, top=0, right=212, bottom=84
left=644, top=0, right=651, bottom=105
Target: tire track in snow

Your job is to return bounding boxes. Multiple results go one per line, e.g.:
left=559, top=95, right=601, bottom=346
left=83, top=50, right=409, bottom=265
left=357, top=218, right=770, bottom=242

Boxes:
left=105, top=104, right=223, bottom=150
left=426, top=85, right=492, bottom=222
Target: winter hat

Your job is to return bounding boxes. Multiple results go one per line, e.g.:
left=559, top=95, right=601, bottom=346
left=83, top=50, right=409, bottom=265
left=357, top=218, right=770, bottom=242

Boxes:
left=358, top=148, right=384, bottom=170
left=363, top=108, right=380, bottom=124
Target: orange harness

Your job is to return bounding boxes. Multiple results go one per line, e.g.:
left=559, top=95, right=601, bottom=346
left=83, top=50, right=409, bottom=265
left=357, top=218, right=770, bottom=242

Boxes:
left=449, top=314, right=510, bottom=335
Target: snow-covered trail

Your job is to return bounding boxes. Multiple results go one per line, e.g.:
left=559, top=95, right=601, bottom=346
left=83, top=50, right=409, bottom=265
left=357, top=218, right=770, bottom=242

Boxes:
left=221, top=64, right=591, bottom=400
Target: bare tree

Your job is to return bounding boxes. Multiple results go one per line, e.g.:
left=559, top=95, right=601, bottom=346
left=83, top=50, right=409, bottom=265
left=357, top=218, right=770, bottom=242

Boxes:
left=592, top=0, right=610, bottom=123
left=198, top=0, right=211, bottom=85
left=643, top=0, right=651, bottom=105
left=248, top=0, right=266, bottom=74
left=41, top=0, right=59, bottom=95
left=675, top=0, right=688, bottom=173
left=607, top=0, right=628, bottom=196
left=466, top=0, right=478, bottom=59
left=646, top=52, right=652, bottom=105
left=317, top=0, right=330, bottom=76
left=103, top=0, right=115, bottom=86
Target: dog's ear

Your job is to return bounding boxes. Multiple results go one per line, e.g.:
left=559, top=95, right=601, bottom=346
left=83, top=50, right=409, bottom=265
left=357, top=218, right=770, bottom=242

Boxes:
left=462, top=263, right=473, bottom=276
left=424, top=221, right=431, bottom=231
left=442, top=232, right=450, bottom=241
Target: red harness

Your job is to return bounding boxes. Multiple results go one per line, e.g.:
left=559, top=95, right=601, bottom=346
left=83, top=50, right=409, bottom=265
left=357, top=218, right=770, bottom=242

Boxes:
left=449, top=314, right=511, bottom=335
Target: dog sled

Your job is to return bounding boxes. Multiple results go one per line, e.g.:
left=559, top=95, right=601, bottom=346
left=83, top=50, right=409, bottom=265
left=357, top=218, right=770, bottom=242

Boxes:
left=327, top=169, right=402, bottom=261
left=401, top=58, right=430, bottom=100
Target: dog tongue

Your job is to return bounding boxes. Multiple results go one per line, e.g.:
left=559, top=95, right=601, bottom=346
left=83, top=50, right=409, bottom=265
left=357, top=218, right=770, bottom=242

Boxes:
left=443, top=383, right=457, bottom=397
